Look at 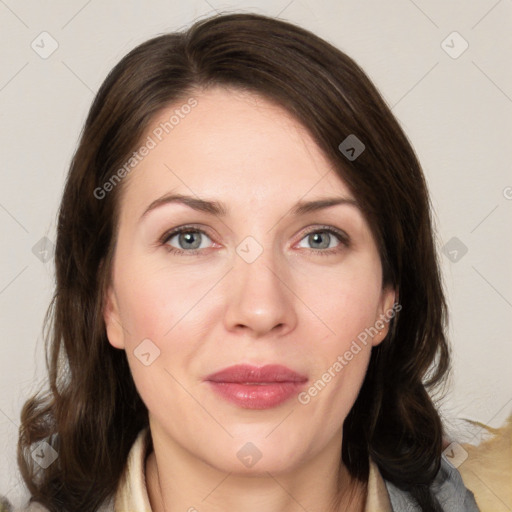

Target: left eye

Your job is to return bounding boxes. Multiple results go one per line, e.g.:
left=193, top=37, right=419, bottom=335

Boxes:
left=297, top=230, right=344, bottom=250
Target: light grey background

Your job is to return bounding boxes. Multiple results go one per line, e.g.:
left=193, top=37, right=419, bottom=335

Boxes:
left=1, top=0, right=511, bottom=506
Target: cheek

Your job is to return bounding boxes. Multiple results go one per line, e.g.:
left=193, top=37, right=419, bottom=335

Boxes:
left=298, top=326, right=373, bottom=434
left=113, top=258, right=223, bottom=396
left=295, top=254, right=383, bottom=340
left=114, top=264, right=207, bottom=422
left=293, top=258, right=382, bottom=421
left=114, top=257, right=219, bottom=343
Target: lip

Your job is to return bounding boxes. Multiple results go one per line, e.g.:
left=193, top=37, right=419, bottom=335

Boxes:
left=204, top=364, right=308, bottom=410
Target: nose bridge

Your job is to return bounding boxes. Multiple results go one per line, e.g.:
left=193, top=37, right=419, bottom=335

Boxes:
left=223, top=234, right=296, bottom=336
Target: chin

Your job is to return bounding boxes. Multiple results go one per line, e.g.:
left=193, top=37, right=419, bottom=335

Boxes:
left=199, top=436, right=308, bottom=476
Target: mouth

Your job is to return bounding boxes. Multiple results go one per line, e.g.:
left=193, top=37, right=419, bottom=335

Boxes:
left=204, top=364, right=308, bottom=409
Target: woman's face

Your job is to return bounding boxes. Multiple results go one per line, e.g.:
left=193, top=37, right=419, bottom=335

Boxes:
left=104, top=86, right=395, bottom=474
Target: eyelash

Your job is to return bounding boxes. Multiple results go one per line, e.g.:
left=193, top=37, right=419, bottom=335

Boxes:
left=159, top=225, right=350, bottom=256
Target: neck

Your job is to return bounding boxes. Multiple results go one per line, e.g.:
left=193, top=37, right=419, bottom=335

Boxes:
left=145, top=426, right=366, bottom=512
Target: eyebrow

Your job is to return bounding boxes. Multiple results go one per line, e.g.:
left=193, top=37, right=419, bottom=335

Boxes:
left=140, top=193, right=359, bottom=221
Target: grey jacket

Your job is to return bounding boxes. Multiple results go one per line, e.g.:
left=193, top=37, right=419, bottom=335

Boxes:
left=384, top=453, right=480, bottom=511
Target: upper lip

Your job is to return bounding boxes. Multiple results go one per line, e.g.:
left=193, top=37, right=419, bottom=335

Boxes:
left=205, top=364, right=308, bottom=384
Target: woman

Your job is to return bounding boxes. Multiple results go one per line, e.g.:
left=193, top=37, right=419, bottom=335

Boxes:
left=17, top=12, right=480, bottom=512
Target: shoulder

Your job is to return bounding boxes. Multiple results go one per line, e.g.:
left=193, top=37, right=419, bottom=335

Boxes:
left=382, top=455, right=480, bottom=511
left=14, top=428, right=150, bottom=512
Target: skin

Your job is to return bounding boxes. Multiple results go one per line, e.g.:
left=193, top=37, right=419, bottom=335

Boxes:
left=103, top=86, right=396, bottom=512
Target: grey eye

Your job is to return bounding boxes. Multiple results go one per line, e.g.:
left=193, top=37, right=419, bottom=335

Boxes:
left=298, top=230, right=340, bottom=250
left=166, top=230, right=212, bottom=251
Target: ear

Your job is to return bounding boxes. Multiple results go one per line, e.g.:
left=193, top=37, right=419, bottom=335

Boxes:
left=372, top=286, right=399, bottom=347
left=103, top=284, right=126, bottom=350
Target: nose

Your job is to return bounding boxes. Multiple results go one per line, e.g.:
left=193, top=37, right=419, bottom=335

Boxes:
left=223, top=247, right=297, bottom=338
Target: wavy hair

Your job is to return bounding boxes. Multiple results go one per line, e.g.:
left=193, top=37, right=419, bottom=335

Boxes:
left=18, top=12, right=450, bottom=511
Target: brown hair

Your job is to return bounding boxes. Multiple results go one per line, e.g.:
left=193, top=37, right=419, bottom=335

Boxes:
left=18, top=12, right=449, bottom=511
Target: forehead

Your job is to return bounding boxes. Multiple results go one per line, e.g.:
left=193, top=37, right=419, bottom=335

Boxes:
left=120, top=86, right=353, bottom=215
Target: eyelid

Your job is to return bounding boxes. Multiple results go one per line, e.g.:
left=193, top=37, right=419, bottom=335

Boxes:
left=159, top=224, right=214, bottom=245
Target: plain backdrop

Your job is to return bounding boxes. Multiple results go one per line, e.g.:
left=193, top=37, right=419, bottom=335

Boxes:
left=1, top=0, right=511, bottom=506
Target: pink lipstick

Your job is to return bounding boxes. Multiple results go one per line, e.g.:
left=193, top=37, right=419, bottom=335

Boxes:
left=204, top=364, right=308, bottom=409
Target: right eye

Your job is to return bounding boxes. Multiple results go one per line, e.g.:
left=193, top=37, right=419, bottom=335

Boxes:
left=161, top=227, right=215, bottom=255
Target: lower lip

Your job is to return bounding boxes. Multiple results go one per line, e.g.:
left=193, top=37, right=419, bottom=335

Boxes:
left=207, top=381, right=306, bottom=409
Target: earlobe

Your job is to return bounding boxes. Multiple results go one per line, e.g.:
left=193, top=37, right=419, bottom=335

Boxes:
left=103, top=285, right=126, bottom=350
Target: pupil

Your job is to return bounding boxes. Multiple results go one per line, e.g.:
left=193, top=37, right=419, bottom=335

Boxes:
left=180, top=232, right=200, bottom=249
left=310, top=232, right=329, bottom=249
